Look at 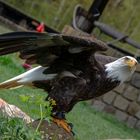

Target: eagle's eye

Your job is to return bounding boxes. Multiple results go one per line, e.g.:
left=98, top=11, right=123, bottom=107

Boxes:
left=124, top=57, right=130, bottom=61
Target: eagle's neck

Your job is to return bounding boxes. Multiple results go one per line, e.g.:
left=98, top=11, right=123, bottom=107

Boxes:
left=105, top=60, right=133, bottom=83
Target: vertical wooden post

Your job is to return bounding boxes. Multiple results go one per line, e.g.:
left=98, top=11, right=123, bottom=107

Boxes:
left=75, top=0, right=109, bottom=33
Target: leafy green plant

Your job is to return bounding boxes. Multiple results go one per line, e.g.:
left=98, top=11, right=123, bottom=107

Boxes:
left=19, top=94, right=53, bottom=121
left=0, top=114, right=42, bottom=140
left=19, top=94, right=54, bottom=137
left=0, top=92, right=54, bottom=140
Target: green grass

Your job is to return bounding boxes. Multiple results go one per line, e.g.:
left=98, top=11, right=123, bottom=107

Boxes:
left=0, top=27, right=140, bottom=140
left=68, top=103, right=140, bottom=140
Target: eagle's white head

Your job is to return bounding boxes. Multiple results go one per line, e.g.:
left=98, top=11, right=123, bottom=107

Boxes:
left=105, top=56, right=138, bottom=83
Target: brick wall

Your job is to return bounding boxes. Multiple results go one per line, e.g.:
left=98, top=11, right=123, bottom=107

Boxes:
left=91, top=47, right=140, bottom=129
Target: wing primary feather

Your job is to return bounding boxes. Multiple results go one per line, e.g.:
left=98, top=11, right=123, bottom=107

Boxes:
left=0, top=32, right=69, bottom=57
left=62, top=35, right=108, bottom=51
left=0, top=46, right=25, bottom=55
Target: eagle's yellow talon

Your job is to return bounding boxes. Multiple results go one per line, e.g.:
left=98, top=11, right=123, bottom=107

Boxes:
left=53, top=118, right=71, bottom=133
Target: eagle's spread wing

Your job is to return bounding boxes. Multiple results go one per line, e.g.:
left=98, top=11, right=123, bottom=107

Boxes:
left=0, top=31, right=119, bottom=116
left=0, top=31, right=108, bottom=66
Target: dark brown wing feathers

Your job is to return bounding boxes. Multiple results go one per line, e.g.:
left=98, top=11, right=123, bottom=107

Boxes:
left=0, top=31, right=120, bottom=115
left=95, top=54, right=117, bottom=65
left=0, top=31, right=109, bottom=66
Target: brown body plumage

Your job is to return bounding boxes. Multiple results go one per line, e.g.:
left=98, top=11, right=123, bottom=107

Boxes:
left=0, top=31, right=137, bottom=120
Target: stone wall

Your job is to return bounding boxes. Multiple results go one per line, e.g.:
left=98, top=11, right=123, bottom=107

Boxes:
left=91, top=47, right=140, bottom=129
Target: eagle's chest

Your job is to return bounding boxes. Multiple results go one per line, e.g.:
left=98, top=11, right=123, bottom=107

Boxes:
left=82, top=74, right=120, bottom=100
left=98, top=78, right=119, bottom=93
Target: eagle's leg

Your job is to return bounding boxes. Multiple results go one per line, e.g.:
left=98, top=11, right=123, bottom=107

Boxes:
left=53, top=118, right=71, bottom=133
left=52, top=112, right=72, bottom=133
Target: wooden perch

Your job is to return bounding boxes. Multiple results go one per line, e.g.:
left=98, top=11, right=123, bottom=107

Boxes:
left=0, top=98, right=33, bottom=123
left=31, top=120, right=74, bottom=140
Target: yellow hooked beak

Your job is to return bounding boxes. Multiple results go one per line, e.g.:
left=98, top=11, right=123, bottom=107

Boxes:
left=126, top=59, right=138, bottom=68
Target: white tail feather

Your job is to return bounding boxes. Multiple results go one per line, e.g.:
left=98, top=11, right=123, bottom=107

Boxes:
left=0, top=66, right=57, bottom=89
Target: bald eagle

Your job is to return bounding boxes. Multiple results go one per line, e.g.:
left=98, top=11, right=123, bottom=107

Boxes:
left=0, top=32, right=137, bottom=133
